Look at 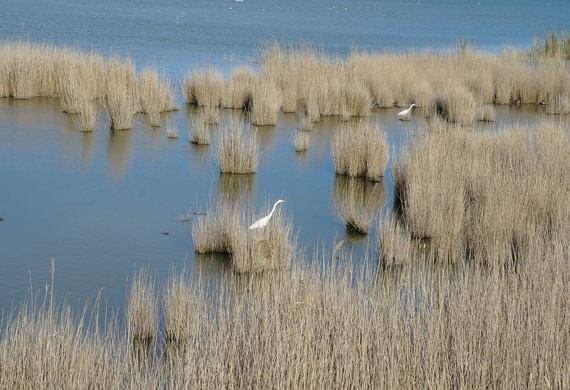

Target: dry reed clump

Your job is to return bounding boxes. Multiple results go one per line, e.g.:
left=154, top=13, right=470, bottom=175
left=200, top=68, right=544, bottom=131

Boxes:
left=340, top=77, right=373, bottom=120
left=476, top=103, right=495, bottom=122
left=222, top=66, right=255, bottom=109
left=188, top=109, right=212, bottom=145
left=393, top=120, right=570, bottom=267
left=71, top=100, right=98, bottom=132
left=215, top=117, right=259, bottom=174
left=162, top=266, right=202, bottom=346
left=332, top=119, right=389, bottom=182
left=165, top=118, right=179, bottom=139
left=233, top=202, right=296, bottom=273
left=377, top=215, right=413, bottom=268
left=249, top=76, right=282, bottom=126
left=192, top=200, right=244, bottom=255
left=104, top=56, right=140, bottom=130
left=292, top=129, right=311, bottom=152
left=139, top=67, right=177, bottom=127
left=183, top=69, right=225, bottom=107
left=429, top=84, right=477, bottom=125
left=192, top=198, right=295, bottom=273
left=126, top=267, right=158, bottom=345
left=333, top=176, right=385, bottom=234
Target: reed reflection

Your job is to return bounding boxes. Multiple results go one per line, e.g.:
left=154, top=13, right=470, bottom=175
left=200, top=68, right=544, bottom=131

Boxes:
left=107, top=129, right=132, bottom=182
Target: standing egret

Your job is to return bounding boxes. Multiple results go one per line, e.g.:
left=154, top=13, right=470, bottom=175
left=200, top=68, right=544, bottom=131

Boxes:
left=248, top=200, right=285, bottom=230
left=397, top=103, right=416, bottom=120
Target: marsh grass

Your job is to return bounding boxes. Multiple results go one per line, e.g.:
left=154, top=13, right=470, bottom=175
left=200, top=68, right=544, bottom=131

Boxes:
left=183, top=69, right=224, bottom=107
left=139, top=67, right=177, bottom=127
left=72, top=100, right=98, bottom=132
left=4, top=242, right=570, bottom=388
left=333, top=176, right=386, bottom=234
left=292, top=129, right=311, bottom=152
left=165, top=118, right=179, bottom=139
left=332, top=119, right=389, bottom=182
left=222, top=67, right=254, bottom=109
left=192, top=198, right=295, bottom=273
left=216, top=117, right=259, bottom=174
left=188, top=110, right=212, bottom=145
left=126, top=267, right=158, bottom=346
left=394, top=119, right=570, bottom=267
left=249, top=76, right=282, bottom=126
left=104, top=57, right=140, bottom=130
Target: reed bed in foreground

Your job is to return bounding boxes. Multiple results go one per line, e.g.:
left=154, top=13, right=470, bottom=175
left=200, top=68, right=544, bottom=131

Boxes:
left=215, top=117, right=259, bottom=174
left=3, top=240, right=570, bottom=388
left=332, top=119, right=389, bottom=182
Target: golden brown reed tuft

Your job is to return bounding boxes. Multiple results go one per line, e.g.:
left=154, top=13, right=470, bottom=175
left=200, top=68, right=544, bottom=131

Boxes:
left=104, top=56, right=140, bottom=130
left=222, top=66, right=255, bottom=109
left=192, top=198, right=295, bottom=273
left=188, top=108, right=212, bottom=145
left=332, top=119, right=389, bottom=182
left=333, top=176, right=386, bottom=234
left=126, top=267, right=158, bottom=345
left=139, top=67, right=177, bottom=127
left=292, top=129, right=311, bottom=152
left=215, top=117, right=259, bottom=174
left=249, top=76, right=282, bottom=126
left=393, top=119, right=570, bottom=267
left=183, top=68, right=224, bottom=107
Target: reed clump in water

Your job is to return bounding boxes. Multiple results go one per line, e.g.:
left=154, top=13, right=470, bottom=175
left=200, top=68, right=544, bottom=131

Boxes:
left=183, top=69, right=225, bottom=107
left=249, top=76, right=282, bottom=126
left=332, top=119, right=389, bottom=182
left=139, top=67, right=177, bottom=127
left=104, top=56, right=140, bottom=130
left=333, top=176, right=385, bottom=234
left=192, top=198, right=295, bottom=273
left=222, top=66, right=254, bottom=109
left=393, top=119, right=570, bottom=267
left=215, top=117, right=259, bottom=174
left=292, top=128, right=311, bottom=152
left=188, top=108, right=212, bottom=145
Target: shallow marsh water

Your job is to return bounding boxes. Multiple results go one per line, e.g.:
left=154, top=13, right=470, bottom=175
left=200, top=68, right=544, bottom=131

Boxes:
left=0, top=0, right=569, bottom=311
left=0, top=96, right=564, bottom=311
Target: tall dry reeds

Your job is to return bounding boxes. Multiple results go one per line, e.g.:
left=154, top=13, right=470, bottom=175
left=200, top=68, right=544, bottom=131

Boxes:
left=192, top=197, right=295, bottom=273
left=215, top=117, right=259, bottom=174
left=249, top=76, right=282, bottom=126
left=393, top=119, right=570, bottom=267
left=2, top=237, right=570, bottom=388
left=222, top=66, right=254, bottom=109
left=126, top=267, right=158, bottom=345
left=333, top=176, right=386, bottom=234
left=332, top=119, right=389, bottom=182
left=139, top=67, right=177, bottom=127
left=183, top=69, right=224, bottom=107
left=104, top=56, right=140, bottom=130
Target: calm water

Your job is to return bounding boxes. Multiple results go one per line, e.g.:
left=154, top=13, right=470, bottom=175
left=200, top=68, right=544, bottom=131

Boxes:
left=0, top=0, right=568, bottom=311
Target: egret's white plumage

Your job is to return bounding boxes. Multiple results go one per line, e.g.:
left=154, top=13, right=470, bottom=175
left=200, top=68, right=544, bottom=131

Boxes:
left=248, top=200, right=285, bottom=230
left=397, top=103, right=416, bottom=120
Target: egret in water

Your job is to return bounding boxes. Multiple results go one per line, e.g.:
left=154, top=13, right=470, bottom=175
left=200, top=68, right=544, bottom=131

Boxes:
left=248, top=200, right=286, bottom=230
left=397, top=103, right=416, bottom=120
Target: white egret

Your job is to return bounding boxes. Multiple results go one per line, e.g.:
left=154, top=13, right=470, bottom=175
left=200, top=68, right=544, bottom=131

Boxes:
left=248, top=200, right=286, bottom=230
left=397, top=103, right=416, bottom=120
